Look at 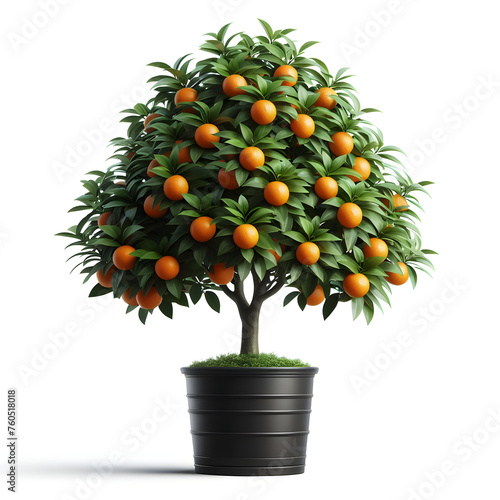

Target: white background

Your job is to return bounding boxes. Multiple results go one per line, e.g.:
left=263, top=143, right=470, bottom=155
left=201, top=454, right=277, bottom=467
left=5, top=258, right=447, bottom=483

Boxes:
left=2, top=1, right=500, bottom=499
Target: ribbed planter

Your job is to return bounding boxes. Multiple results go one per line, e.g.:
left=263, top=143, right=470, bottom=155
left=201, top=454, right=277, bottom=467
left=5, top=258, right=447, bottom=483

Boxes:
left=180, top=366, right=319, bottom=476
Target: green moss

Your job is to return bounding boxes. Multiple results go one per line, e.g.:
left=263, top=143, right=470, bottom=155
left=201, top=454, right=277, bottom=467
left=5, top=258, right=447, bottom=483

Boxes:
left=189, top=353, right=310, bottom=368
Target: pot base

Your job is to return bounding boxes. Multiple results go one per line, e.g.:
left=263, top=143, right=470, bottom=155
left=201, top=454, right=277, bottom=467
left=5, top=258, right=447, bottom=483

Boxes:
left=194, top=464, right=305, bottom=476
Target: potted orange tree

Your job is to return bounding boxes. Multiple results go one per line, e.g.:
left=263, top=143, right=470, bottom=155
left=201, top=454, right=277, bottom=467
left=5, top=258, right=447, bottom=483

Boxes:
left=59, top=20, right=434, bottom=476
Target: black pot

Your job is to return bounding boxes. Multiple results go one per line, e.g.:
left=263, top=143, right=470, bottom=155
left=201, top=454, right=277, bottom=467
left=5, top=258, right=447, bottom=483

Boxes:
left=180, top=366, right=319, bottom=476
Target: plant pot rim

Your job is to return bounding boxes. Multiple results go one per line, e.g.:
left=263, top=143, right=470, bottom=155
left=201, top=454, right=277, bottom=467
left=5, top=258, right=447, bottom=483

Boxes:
left=181, top=366, right=319, bottom=376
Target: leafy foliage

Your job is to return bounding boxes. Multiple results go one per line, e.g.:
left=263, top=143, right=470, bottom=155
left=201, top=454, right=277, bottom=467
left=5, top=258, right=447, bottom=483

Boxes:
left=59, top=20, right=435, bottom=326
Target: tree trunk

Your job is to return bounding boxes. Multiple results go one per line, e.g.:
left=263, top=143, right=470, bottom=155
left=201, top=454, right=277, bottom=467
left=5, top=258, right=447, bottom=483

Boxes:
left=239, top=303, right=262, bottom=355
left=221, top=270, right=285, bottom=357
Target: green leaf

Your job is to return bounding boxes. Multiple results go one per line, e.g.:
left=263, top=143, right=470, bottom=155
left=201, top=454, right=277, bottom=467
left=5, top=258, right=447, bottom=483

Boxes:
left=323, top=293, right=339, bottom=319
left=258, top=19, right=274, bottom=40
left=166, top=279, right=182, bottom=298
left=351, top=297, right=364, bottom=320
left=205, top=291, right=220, bottom=313
left=284, top=291, right=300, bottom=306
left=89, top=284, right=112, bottom=297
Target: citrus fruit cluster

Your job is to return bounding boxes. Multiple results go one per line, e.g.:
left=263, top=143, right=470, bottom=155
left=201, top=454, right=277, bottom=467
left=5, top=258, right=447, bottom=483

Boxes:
left=60, top=20, right=434, bottom=324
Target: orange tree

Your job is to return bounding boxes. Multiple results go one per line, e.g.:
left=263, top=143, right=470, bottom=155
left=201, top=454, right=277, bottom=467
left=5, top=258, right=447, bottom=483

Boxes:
left=59, top=20, right=435, bottom=355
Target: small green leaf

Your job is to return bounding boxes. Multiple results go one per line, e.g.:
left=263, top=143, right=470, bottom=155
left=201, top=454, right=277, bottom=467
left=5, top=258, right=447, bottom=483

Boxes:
left=205, top=291, right=220, bottom=313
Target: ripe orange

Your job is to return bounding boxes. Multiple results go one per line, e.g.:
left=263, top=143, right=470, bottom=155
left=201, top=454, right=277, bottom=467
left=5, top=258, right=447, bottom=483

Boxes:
left=274, top=65, right=298, bottom=86
left=251, top=100, right=277, bottom=125
left=165, top=140, right=191, bottom=164
left=233, top=224, right=259, bottom=249
left=393, top=194, right=409, bottom=212
left=195, top=123, right=220, bottom=149
left=290, top=114, right=315, bottom=139
left=190, top=216, right=216, bottom=242
left=122, top=288, right=138, bottom=306
left=96, top=266, right=116, bottom=288
left=239, top=146, right=265, bottom=171
left=147, top=158, right=160, bottom=178
left=112, top=245, right=136, bottom=271
left=126, top=151, right=136, bottom=161
left=137, top=287, right=163, bottom=309
left=98, top=212, right=111, bottom=227
left=314, top=177, right=338, bottom=200
left=264, top=181, right=289, bottom=206
left=296, top=242, right=320, bottom=266
left=337, top=202, right=363, bottom=228
left=155, top=256, right=180, bottom=280
left=163, top=175, right=189, bottom=201
left=307, top=285, right=325, bottom=306
left=144, top=113, right=161, bottom=133
left=208, top=263, right=234, bottom=285
left=385, top=262, right=409, bottom=285
left=343, top=273, right=370, bottom=298
left=362, top=238, right=388, bottom=260
left=218, top=168, right=239, bottom=190
left=269, top=249, right=281, bottom=263
left=222, top=74, right=247, bottom=97
left=347, top=157, right=371, bottom=182
left=174, top=87, right=198, bottom=106
left=329, top=132, right=354, bottom=156
left=144, top=195, right=168, bottom=218
left=313, top=87, right=338, bottom=110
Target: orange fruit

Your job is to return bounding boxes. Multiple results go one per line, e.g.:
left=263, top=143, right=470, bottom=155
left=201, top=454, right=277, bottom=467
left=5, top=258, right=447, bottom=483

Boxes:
left=190, top=216, right=216, bottom=242
left=306, top=285, right=325, bottom=306
left=122, top=288, right=139, bottom=306
left=126, top=151, right=136, bottom=161
left=233, top=224, right=259, bottom=249
left=144, top=195, right=168, bottom=218
left=165, top=140, right=192, bottom=164
left=385, top=262, right=409, bottom=285
left=274, top=65, right=298, bottom=86
left=312, top=87, right=337, bottom=110
left=251, top=100, right=277, bottom=125
left=314, top=177, right=338, bottom=200
left=98, top=212, right=111, bottom=227
left=239, top=146, right=265, bottom=171
left=222, top=74, right=247, bottom=97
left=347, top=157, right=371, bottom=182
left=218, top=168, right=239, bottom=190
left=264, top=181, right=289, bottom=206
left=393, top=194, right=409, bottom=212
left=269, top=249, right=281, bottom=263
left=174, top=87, right=198, bottom=106
left=147, top=158, right=160, bottom=178
left=112, top=245, right=136, bottom=271
left=290, top=114, right=315, bottom=139
left=208, top=263, right=234, bottom=285
left=343, top=273, right=370, bottom=298
left=137, top=287, right=163, bottom=309
left=362, top=238, right=388, bottom=260
left=155, top=256, right=180, bottom=280
left=337, top=202, right=363, bottom=228
left=296, top=242, right=320, bottom=266
left=144, top=113, right=161, bottom=133
left=163, top=175, right=189, bottom=201
left=195, top=123, right=220, bottom=149
left=329, top=132, right=354, bottom=156
left=96, top=266, right=116, bottom=288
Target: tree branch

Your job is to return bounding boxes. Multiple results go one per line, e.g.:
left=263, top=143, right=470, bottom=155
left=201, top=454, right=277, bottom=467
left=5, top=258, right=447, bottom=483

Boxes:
left=221, top=276, right=249, bottom=310
left=258, top=273, right=286, bottom=303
